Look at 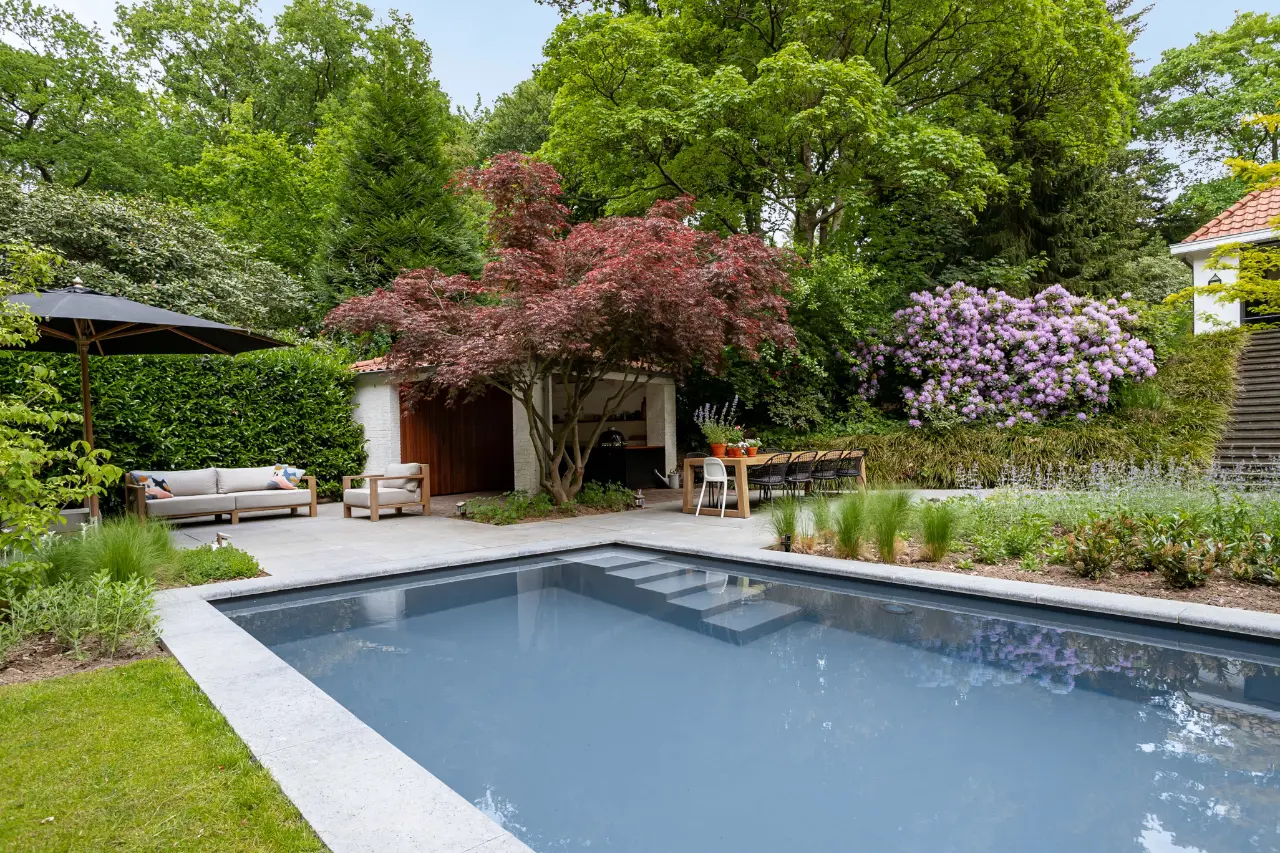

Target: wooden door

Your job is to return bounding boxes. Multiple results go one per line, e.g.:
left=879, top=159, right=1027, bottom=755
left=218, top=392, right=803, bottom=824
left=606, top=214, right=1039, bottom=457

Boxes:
left=399, top=387, right=515, bottom=495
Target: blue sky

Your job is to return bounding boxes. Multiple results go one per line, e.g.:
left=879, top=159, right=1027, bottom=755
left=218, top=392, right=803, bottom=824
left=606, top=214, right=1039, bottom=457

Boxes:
left=53, top=0, right=1280, bottom=107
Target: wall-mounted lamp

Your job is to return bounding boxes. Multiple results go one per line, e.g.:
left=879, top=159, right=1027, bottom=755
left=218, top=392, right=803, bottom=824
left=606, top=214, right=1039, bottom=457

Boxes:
left=1207, top=273, right=1222, bottom=286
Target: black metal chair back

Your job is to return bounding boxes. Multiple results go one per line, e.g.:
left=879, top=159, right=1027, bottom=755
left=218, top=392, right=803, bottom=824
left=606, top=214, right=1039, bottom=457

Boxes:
left=809, top=450, right=845, bottom=492
left=783, top=450, right=819, bottom=494
left=835, top=449, right=865, bottom=479
left=747, top=452, right=790, bottom=501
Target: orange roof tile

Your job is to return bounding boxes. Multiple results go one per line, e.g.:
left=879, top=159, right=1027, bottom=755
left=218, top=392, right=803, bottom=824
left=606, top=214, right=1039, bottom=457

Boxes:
left=350, top=357, right=388, bottom=373
left=1183, top=186, right=1280, bottom=243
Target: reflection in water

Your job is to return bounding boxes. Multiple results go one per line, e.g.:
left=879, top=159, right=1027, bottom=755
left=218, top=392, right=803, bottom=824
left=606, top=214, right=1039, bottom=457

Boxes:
left=222, top=552, right=1280, bottom=853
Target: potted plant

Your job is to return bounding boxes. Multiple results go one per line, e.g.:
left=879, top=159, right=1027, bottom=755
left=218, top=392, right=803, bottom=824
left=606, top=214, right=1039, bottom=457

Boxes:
left=694, top=398, right=740, bottom=457
left=743, top=438, right=761, bottom=457
left=724, top=427, right=745, bottom=457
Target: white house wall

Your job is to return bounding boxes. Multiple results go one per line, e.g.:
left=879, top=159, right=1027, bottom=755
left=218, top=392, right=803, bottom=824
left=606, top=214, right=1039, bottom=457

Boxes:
left=353, top=373, right=401, bottom=475
left=1185, top=250, right=1242, bottom=334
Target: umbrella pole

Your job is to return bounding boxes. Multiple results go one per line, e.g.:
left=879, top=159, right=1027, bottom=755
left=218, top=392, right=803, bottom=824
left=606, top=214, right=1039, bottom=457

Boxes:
left=77, top=339, right=99, bottom=520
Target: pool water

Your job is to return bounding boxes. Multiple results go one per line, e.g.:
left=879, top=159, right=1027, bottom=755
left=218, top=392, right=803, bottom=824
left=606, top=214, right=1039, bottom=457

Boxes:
left=221, top=548, right=1280, bottom=852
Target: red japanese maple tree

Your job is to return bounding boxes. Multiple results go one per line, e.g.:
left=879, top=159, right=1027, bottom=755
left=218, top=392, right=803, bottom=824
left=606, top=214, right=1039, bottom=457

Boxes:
left=327, top=153, right=795, bottom=503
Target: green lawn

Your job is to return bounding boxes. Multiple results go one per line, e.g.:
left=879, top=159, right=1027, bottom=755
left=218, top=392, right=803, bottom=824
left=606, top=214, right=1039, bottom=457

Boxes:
left=0, top=657, right=327, bottom=852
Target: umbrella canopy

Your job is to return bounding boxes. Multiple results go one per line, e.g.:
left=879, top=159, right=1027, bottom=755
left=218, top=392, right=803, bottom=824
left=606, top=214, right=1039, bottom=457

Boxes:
left=5, top=284, right=287, bottom=355
left=2, top=283, right=290, bottom=516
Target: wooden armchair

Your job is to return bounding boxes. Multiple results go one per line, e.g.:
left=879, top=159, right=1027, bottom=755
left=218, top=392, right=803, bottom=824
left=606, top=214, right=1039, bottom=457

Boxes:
left=342, top=463, right=430, bottom=521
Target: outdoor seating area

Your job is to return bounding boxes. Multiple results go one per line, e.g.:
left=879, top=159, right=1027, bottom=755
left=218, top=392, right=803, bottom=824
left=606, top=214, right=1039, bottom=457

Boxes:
left=682, top=449, right=866, bottom=519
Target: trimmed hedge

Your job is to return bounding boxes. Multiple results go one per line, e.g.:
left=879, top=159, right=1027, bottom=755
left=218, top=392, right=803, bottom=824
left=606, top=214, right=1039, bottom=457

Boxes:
left=761, top=328, right=1248, bottom=487
left=0, top=345, right=366, bottom=506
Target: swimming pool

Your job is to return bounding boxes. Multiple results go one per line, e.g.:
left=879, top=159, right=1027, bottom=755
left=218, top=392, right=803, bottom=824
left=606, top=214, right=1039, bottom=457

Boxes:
left=219, top=547, right=1280, bottom=852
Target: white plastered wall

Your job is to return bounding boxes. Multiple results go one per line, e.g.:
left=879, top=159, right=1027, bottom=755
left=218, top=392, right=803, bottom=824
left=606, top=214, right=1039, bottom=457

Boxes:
left=352, top=373, right=401, bottom=475
left=1186, top=249, right=1241, bottom=335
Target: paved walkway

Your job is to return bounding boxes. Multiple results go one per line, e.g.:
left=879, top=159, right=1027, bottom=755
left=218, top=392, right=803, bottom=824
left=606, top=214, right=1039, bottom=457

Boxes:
left=169, top=496, right=778, bottom=579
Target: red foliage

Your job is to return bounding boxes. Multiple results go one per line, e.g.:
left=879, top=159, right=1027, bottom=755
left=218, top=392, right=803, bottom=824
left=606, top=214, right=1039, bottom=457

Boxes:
left=328, top=154, right=796, bottom=392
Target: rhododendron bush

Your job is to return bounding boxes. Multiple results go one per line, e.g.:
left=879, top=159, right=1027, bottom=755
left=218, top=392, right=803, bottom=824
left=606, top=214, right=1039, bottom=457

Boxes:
left=327, top=153, right=794, bottom=503
left=882, top=284, right=1157, bottom=427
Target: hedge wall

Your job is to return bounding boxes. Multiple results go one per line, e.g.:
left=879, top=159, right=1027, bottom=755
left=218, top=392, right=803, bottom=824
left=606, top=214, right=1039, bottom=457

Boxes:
left=759, top=328, right=1248, bottom=488
left=0, top=345, right=366, bottom=507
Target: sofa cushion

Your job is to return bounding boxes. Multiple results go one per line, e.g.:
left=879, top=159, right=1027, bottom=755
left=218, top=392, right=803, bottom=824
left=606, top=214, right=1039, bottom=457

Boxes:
left=144, top=493, right=235, bottom=517
left=234, top=489, right=312, bottom=510
left=133, top=468, right=216, bottom=497
left=381, top=462, right=421, bottom=491
left=344, top=487, right=419, bottom=508
left=216, top=466, right=278, bottom=494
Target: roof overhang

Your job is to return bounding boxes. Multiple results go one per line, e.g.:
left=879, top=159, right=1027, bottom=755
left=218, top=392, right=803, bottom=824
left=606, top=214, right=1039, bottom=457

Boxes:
left=1171, top=228, right=1279, bottom=257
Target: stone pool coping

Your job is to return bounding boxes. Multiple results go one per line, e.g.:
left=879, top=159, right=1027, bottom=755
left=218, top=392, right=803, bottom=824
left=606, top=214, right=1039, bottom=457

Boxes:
left=157, top=535, right=1280, bottom=853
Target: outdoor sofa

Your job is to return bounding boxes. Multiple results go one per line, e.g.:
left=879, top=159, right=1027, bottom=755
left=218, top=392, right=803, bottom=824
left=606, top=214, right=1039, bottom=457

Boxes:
left=125, top=466, right=317, bottom=524
left=342, top=462, right=430, bottom=521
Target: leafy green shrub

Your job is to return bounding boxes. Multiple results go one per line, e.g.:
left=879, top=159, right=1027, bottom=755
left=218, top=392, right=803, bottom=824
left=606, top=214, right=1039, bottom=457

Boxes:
left=832, top=494, right=867, bottom=558
left=465, top=491, right=557, bottom=525
left=919, top=501, right=959, bottom=562
left=41, top=517, right=177, bottom=585
left=1228, top=532, right=1280, bottom=586
left=869, top=490, right=913, bottom=562
left=5, top=574, right=157, bottom=660
left=1018, top=554, right=1043, bottom=573
left=1063, top=516, right=1127, bottom=579
left=1163, top=544, right=1218, bottom=589
left=973, top=535, right=1005, bottom=565
left=576, top=482, right=633, bottom=511
left=769, top=497, right=802, bottom=546
left=0, top=344, right=367, bottom=505
left=166, top=546, right=261, bottom=586
left=1002, top=513, right=1048, bottom=559
left=955, top=557, right=975, bottom=571
left=1132, top=512, right=1201, bottom=574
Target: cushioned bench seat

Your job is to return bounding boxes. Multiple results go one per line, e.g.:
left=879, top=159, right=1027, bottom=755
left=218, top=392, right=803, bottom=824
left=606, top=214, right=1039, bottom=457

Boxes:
left=126, top=465, right=318, bottom=524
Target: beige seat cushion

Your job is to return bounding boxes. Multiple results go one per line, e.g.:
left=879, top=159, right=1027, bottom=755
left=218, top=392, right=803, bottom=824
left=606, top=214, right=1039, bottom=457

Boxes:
left=381, top=462, right=422, bottom=491
left=344, top=487, right=419, bottom=508
left=216, top=466, right=279, bottom=494
left=144, top=493, right=235, bottom=517
left=133, top=468, right=217, bottom=497
left=234, top=489, right=312, bottom=510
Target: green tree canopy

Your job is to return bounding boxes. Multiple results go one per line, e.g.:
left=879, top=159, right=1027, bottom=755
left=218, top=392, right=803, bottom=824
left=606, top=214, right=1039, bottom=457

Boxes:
left=0, top=0, right=159, bottom=190
left=315, top=21, right=479, bottom=304
left=0, top=180, right=307, bottom=328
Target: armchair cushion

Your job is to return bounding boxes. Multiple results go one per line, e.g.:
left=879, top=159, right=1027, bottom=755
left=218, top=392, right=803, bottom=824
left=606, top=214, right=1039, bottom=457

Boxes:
left=381, top=462, right=422, bottom=492
left=344, top=487, right=418, bottom=508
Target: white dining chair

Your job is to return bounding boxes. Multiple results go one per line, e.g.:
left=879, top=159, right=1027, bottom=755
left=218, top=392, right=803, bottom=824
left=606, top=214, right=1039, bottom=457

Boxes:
left=696, top=456, right=735, bottom=518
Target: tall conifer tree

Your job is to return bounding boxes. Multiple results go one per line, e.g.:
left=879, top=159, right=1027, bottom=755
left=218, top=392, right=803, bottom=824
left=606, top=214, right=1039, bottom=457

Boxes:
left=316, top=21, right=478, bottom=304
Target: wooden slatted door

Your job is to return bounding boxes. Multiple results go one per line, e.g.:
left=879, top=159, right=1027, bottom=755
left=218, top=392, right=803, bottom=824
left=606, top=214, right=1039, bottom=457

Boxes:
left=399, top=387, right=515, bottom=495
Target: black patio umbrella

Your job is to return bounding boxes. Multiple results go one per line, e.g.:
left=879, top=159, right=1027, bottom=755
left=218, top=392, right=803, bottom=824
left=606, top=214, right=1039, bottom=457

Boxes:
left=2, top=281, right=289, bottom=516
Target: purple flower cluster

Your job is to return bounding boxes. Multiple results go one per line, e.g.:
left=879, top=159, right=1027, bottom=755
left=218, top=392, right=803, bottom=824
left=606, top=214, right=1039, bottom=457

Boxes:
left=891, top=283, right=1155, bottom=428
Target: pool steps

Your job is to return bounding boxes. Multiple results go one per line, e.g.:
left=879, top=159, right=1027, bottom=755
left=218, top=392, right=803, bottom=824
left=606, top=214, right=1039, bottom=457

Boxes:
left=562, top=555, right=803, bottom=645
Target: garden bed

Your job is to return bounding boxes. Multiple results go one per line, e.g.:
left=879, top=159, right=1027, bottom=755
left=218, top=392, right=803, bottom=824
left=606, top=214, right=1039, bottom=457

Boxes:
left=462, top=483, right=678, bottom=525
left=782, top=539, right=1280, bottom=615
left=0, top=635, right=162, bottom=687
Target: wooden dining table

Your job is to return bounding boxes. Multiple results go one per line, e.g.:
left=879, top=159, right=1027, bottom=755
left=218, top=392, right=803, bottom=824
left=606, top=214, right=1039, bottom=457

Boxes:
left=681, top=454, right=774, bottom=519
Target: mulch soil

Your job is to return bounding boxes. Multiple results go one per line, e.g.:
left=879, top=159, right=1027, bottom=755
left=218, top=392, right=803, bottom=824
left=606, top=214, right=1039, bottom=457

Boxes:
left=0, top=636, right=163, bottom=687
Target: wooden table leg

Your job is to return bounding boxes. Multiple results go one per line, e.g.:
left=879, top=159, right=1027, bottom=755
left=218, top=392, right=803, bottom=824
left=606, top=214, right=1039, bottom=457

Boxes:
left=682, top=458, right=695, bottom=514
left=735, top=459, right=750, bottom=518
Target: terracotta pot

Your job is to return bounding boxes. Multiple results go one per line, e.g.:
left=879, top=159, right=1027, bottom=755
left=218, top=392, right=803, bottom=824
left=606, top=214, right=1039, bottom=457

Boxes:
left=746, top=446, right=758, bottom=457
left=726, top=446, right=743, bottom=458
left=710, top=443, right=727, bottom=457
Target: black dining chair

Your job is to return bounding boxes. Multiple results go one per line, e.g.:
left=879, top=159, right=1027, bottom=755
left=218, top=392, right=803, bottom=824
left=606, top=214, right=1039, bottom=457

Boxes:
left=747, top=452, right=790, bottom=502
left=809, top=450, right=846, bottom=494
left=783, top=450, right=819, bottom=496
left=835, top=449, right=868, bottom=492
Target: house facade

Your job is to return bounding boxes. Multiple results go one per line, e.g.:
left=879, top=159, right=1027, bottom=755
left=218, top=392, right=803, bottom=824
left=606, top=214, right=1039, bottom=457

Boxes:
left=1171, top=187, right=1280, bottom=334
left=351, top=358, right=678, bottom=496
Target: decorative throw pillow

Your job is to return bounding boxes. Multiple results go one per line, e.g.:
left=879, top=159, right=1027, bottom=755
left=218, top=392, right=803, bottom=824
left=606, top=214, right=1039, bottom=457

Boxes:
left=136, top=473, right=173, bottom=500
left=268, top=465, right=304, bottom=490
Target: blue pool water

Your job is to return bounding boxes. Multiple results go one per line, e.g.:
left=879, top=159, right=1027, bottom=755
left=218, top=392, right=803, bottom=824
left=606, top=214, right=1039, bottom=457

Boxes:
left=221, top=548, right=1280, bottom=852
